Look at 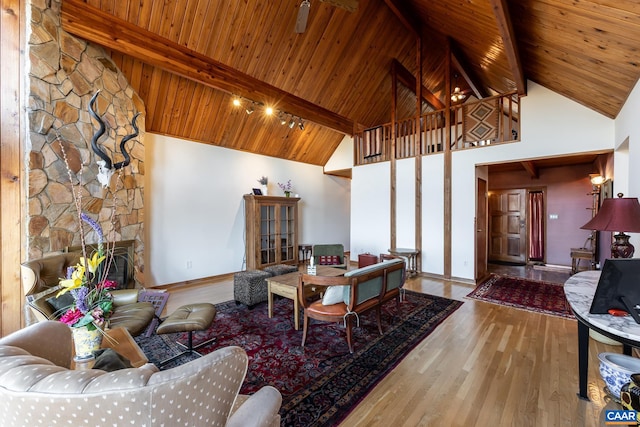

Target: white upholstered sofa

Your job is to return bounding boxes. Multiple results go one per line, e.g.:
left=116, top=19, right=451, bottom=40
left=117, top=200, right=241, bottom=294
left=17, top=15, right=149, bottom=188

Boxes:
left=0, top=321, right=281, bottom=427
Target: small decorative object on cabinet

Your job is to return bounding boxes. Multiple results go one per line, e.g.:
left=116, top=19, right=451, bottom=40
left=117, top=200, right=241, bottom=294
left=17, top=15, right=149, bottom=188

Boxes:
left=244, top=194, right=300, bottom=270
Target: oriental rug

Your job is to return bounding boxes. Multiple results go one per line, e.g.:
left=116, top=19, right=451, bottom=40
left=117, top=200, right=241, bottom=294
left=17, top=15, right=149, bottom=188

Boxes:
left=135, top=290, right=462, bottom=427
left=466, top=274, right=574, bottom=319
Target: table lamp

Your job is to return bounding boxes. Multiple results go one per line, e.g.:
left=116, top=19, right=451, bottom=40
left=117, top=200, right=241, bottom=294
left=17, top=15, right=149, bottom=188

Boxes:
left=581, top=193, right=640, bottom=258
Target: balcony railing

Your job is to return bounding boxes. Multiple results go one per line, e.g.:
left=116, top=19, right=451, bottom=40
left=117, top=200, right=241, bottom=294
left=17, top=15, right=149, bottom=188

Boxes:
left=354, top=92, right=520, bottom=166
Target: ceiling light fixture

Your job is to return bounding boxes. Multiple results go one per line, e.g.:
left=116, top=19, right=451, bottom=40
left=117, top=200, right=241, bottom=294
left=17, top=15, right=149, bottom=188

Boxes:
left=451, top=86, right=466, bottom=102
left=233, top=95, right=308, bottom=129
left=451, top=74, right=467, bottom=103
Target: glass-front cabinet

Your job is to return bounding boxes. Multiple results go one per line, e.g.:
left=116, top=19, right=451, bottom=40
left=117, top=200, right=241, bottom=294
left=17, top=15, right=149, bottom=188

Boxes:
left=244, top=194, right=299, bottom=270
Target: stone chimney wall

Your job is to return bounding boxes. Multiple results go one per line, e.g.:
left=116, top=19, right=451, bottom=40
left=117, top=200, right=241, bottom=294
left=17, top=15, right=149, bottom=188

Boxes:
left=27, top=0, right=145, bottom=278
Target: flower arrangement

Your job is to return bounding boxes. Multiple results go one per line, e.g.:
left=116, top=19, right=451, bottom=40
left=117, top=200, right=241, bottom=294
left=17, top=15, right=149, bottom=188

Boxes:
left=56, top=213, right=116, bottom=330
left=278, top=180, right=293, bottom=193
left=257, top=176, right=268, bottom=185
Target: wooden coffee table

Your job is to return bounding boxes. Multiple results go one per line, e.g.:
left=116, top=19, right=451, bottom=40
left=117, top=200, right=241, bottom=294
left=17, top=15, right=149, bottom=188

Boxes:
left=267, top=266, right=346, bottom=330
left=73, top=327, right=148, bottom=369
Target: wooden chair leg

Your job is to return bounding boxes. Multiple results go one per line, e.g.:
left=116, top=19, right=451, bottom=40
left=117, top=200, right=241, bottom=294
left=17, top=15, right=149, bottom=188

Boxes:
left=376, top=306, right=383, bottom=335
left=301, top=313, right=309, bottom=347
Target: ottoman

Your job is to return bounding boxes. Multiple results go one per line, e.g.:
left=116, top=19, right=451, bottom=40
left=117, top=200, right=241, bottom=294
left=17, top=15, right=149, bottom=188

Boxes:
left=233, top=270, right=272, bottom=308
left=156, top=303, right=217, bottom=366
left=263, top=264, right=299, bottom=276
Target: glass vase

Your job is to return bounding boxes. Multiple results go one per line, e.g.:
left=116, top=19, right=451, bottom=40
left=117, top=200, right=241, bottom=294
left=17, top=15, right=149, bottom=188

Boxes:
left=72, top=326, right=103, bottom=361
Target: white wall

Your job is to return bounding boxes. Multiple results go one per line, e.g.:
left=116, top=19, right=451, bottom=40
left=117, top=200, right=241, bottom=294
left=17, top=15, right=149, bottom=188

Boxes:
left=351, top=81, right=616, bottom=280
left=350, top=161, right=390, bottom=261
left=145, top=133, right=351, bottom=286
left=614, top=77, right=640, bottom=248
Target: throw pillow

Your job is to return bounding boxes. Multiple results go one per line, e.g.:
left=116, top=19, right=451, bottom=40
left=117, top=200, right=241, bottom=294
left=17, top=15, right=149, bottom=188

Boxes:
left=46, top=292, right=75, bottom=314
left=322, top=285, right=347, bottom=305
left=318, top=255, right=341, bottom=265
left=92, top=348, right=133, bottom=372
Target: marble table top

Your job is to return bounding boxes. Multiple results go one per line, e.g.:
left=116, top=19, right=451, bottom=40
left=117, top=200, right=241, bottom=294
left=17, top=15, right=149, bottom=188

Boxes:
left=564, top=270, right=640, bottom=342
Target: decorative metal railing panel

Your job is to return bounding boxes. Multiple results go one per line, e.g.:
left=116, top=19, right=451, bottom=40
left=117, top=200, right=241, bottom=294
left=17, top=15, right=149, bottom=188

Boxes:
left=354, top=92, right=520, bottom=166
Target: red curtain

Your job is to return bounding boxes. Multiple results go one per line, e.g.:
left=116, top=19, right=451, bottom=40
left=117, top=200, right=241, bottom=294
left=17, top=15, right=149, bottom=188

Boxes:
left=529, top=192, right=544, bottom=260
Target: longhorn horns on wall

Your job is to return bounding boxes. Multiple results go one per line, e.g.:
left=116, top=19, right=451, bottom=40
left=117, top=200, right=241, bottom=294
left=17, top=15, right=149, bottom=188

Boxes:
left=88, top=90, right=140, bottom=186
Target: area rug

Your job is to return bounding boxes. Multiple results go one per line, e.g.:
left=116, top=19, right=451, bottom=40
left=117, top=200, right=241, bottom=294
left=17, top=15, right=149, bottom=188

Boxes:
left=135, top=290, right=462, bottom=427
left=466, top=274, right=574, bottom=319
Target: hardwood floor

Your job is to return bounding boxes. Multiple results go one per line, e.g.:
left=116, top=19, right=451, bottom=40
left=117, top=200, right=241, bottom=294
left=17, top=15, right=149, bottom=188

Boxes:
left=161, top=264, right=619, bottom=426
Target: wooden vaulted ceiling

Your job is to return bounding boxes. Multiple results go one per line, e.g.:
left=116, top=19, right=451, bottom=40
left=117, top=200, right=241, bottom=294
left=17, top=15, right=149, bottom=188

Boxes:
left=62, top=0, right=640, bottom=166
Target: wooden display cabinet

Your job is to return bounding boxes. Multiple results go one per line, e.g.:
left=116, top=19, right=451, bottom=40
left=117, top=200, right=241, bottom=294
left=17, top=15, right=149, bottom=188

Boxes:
left=244, top=194, right=300, bottom=270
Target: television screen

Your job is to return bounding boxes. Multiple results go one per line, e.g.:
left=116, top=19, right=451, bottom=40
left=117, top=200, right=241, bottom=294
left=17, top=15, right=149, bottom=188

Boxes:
left=590, top=258, right=640, bottom=322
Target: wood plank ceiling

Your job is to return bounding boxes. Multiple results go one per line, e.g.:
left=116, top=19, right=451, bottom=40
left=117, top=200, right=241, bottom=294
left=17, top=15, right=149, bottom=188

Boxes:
left=64, top=0, right=640, bottom=166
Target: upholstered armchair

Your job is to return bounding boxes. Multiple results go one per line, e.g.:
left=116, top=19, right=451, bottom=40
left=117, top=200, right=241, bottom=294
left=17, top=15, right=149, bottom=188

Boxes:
left=0, top=321, right=282, bottom=427
left=21, top=252, right=156, bottom=336
left=312, top=244, right=347, bottom=269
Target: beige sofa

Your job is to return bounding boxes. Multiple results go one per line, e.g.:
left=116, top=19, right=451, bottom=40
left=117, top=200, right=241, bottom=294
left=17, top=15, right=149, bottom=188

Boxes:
left=0, top=321, right=282, bottom=427
left=21, top=252, right=155, bottom=336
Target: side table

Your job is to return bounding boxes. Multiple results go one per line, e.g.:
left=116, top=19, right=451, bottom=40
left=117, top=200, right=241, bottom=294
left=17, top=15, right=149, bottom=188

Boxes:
left=570, top=247, right=596, bottom=274
left=388, top=248, right=420, bottom=275
left=298, top=243, right=312, bottom=264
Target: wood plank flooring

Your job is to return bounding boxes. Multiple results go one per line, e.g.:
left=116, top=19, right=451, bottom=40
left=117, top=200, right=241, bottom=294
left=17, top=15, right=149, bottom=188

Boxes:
left=160, top=264, right=620, bottom=426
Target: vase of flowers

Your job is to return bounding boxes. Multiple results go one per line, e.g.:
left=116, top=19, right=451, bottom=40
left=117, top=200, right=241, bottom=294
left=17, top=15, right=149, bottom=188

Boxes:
left=257, top=176, right=268, bottom=195
left=278, top=180, right=292, bottom=197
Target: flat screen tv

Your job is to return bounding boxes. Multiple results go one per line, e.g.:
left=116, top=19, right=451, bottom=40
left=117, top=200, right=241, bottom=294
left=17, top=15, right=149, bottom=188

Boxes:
left=590, top=258, right=640, bottom=323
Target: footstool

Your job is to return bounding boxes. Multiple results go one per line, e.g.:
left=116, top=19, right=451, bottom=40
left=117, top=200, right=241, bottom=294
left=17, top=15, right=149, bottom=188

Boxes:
left=263, top=264, right=298, bottom=276
left=233, top=270, right=272, bottom=308
left=156, top=303, right=216, bottom=366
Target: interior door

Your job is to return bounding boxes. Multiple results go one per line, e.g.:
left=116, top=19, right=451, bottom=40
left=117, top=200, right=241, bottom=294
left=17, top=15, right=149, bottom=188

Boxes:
left=489, top=189, right=527, bottom=263
left=476, top=178, right=488, bottom=280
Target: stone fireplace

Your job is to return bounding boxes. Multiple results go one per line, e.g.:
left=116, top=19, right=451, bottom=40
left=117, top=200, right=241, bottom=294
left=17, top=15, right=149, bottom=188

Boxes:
left=26, top=0, right=145, bottom=281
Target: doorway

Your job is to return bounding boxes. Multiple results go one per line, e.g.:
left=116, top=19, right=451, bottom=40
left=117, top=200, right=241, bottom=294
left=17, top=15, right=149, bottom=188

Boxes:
left=487, top=188, right=546, bottom=265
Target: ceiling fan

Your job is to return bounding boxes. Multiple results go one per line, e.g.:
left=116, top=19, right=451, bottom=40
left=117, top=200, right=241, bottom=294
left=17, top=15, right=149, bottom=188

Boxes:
left=295, top=0, right=358, bottom=34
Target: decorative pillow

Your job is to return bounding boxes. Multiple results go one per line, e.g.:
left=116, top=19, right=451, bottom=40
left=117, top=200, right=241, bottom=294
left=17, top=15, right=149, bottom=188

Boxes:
left=318, top=255, right=341, bottom=265
left=46, top=292, right=75, bottom=314
left=92, top=348, right=133, bottom=372
left=322, top=285, right=347, bottom=305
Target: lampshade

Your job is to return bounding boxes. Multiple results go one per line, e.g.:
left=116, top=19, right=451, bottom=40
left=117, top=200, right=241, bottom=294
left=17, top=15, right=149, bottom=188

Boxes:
left=581, top=194, right=640, bottom=233
left=581, top=193, right=640, bottom=258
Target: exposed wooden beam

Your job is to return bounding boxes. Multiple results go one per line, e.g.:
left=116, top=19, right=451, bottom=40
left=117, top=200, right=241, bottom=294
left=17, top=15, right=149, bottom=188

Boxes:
left=61, top=0, right=354, bottom=135
left=490, top=0, right=526, bottom=95
left=450, top=42, right=486, bottom=99
left=1, top=0, right=25, bottom=335
left=392, top=59, right=446, bottom=110
left=521, top=161, right=538, bottom=179
left=383, top=0, right=420, bottom=37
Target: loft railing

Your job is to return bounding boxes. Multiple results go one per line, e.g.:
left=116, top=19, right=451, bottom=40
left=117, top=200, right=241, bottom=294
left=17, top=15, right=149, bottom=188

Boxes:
left=354, top=92, right=520, bottom=166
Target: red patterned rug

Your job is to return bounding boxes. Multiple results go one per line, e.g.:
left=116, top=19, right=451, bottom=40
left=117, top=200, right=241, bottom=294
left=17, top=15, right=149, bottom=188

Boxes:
left=466, top=274, right=574, bottom=319
left=136, top=291, right=461, bottom=427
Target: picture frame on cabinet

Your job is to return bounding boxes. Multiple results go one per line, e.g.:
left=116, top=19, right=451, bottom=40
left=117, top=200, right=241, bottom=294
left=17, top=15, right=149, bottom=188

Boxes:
left=252, top=188, right=263, bottom=195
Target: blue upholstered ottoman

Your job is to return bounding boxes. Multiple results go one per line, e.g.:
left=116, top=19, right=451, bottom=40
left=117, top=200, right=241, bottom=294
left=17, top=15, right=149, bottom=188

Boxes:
left=263, top=264, right=299, bottom=276
left=233, top=270, right=272, bottom=308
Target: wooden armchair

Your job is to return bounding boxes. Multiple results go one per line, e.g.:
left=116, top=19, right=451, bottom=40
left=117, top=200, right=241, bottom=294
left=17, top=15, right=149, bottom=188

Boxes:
left=297, top=273, right=381, bottom=353
left=312, top=244, right=347, bottom=269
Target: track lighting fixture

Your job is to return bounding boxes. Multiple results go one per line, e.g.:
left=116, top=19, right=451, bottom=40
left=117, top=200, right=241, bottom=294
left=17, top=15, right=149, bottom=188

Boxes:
left=231, top=95, right=308, bottom=129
